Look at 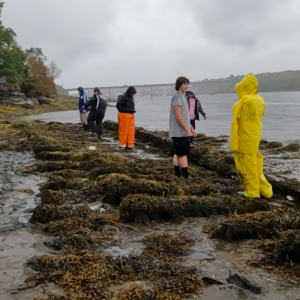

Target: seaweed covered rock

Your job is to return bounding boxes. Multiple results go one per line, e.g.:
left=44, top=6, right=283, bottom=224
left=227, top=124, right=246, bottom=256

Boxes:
left=25, top=161, right=80, bottom=173
left=88, top=157, right=173, bottom=180
left=40, top=177, right=91, bottom=191
left=48, top=170, right=88, bottom=180
left=259, top=140, right=283, bottom=150
left=40, top=214, right=118, bottom=237
left=97, top=173, right=237, bottom=206
left=120, top=194, right=182, bottom=223
left=265, top=175, right=300, bottom=200
left=30, top=204, right=92, bottom=224
left=39, top=189, right=99, bottom=205
left=259, top=230, right=300, bottom=262
left=120, top=194, right=271, bottom=223
left=117, top=285, right=157, bottom=300
left=79, top=151, right=128, bottom=171
left=188, top=146, right=236, bottom=178
left=28, top=134, right=72, bottom=154
left=152, top=260, right=202, bottom=295
left=43, top=232, right=114, bottom=252
left=143, top=234, right=195, bottom=255
left=116, top=285, right=182, bottom=300
left=26, top=253, right=115, bottom=299
left=42, top=218, right=92, bottom=236
left=209, top=208, right=300, bottom=239
left=27, top=252, right=202, bottom=299
left=43, top=234, right=94, bottom=251
left=275, top=230, right=300, bottom=261
left=96, top=174, right=169, bottom=203
left=36, top=151, right=79, bottom=161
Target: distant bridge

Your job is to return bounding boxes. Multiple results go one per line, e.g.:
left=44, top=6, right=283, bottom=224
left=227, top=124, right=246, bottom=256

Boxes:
left=65, top=82, right=176, bottom=92
left=65, top=80, right=237, bottom=97
left=65, top=80, right=236, bottom=91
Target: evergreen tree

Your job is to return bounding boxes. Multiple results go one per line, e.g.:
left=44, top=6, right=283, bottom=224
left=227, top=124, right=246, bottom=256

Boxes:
left=0, top=2, right=27, bottom=84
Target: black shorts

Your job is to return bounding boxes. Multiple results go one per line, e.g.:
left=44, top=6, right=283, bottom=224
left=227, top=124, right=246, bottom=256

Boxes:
left=172, top=137, right=191, bottom=157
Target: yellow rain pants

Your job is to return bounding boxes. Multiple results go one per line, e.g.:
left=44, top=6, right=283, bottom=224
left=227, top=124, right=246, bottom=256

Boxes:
left=230, top=73, right=273, bottom=198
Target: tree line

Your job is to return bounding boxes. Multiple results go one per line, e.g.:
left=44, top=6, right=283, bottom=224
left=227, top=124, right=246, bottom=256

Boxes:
left=0, top=2, right=61, bottom=96
left=193, top=71, right=300, bottom=95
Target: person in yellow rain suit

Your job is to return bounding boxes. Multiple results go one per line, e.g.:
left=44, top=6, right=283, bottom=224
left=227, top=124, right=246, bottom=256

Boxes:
left=230, top=73, right=273, bottom=198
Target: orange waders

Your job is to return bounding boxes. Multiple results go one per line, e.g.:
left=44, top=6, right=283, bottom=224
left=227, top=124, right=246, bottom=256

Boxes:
left=118, top=112, right=135, bottom=148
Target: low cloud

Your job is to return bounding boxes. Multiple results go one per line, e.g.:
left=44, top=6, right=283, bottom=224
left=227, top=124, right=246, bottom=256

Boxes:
left=3, top=0, right=300, bottom=88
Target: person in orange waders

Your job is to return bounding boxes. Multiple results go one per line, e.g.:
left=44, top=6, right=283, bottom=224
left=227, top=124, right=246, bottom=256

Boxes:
left=116, top=86, right=137, bottom=149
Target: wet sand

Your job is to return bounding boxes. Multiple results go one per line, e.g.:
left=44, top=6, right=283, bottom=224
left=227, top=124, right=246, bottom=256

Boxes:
left=0, top=151, right=50, bottom=300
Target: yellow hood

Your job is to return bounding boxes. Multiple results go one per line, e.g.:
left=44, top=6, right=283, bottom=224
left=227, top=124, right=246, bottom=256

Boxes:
left=235, top=73, right=258, bottom=99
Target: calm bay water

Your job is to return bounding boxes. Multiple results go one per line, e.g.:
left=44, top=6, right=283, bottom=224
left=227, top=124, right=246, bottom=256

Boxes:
left=27, top=91, right=300, bottom=144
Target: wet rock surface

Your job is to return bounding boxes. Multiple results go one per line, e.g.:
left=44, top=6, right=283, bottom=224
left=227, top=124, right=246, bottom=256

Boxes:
left=1, top=120, right=300, bottom=299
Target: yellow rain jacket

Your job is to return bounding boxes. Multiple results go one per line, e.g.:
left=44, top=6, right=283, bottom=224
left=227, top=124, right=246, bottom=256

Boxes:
left=230, top=73, right=273, bottom=198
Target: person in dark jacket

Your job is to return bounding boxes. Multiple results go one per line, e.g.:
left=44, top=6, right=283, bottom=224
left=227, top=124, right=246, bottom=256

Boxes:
left=185, top=88, right=206, bottom=128
left=83, top=87, right=107, bottom=139
left=185, top=88, right=206, bottom=141
left=78, top=87, right=90, bottom=132
left=116, top=86, right=136, bottom=148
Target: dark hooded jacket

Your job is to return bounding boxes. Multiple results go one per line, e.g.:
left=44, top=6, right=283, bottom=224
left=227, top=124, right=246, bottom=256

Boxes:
left=84, top=93, right=107, bottom=111
left=185, top=87, right=206, bottom=121
left=116, top=86, right=136, bottom=114
left=78, top=87, right=89, bottom=113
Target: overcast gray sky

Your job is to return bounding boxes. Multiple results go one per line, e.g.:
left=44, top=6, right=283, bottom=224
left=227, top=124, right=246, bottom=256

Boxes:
left=3, top=0, right=300, bottom=88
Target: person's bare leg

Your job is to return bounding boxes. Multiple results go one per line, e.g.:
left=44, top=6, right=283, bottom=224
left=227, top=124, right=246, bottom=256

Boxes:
left=178, top=156, right=188, bottom=168
left=173, top=155, right=181, bottom=177
left=173, top=155, right=179, bottom=166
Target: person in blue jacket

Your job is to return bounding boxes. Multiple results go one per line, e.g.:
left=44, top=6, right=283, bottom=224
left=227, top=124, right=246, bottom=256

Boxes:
left=78, top=87, right=89, bottom=132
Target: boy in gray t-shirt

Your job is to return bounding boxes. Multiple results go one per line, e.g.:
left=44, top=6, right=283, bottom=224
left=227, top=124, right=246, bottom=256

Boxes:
left=169, top=77, right=197, bottom=179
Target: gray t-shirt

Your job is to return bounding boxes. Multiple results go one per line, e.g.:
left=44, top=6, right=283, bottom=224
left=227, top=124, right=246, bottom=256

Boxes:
left=169, top=92, right=190, bottom=137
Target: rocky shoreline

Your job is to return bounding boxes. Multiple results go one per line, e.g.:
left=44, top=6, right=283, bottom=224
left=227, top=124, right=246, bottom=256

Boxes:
left=0, top=119, right=300, bottom=300
left=0, top=97, right=78, bottom=122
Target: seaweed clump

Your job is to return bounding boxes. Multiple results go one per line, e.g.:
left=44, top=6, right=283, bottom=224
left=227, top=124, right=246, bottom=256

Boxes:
left=96, top=174, right=169, bottom=203
left=209, top=208, right=300, bottom=240
left=30, top=204, right=92, bottom=224
left=39, top=188, right=98, bottom=205
left=120, top=194, right=271, bottom=223
left=30, top=203, right=119, bottom=251
left=273, top=229, right=300, bottom=261
left=27, top=252, right=202, bottom=300
left=143, top=234, right=195, bottom=255
left=30, top=203, right=118, bottom=225
left=249, top=229, right=300, bottom=271
left=117, top=285, right=181, bottom=300
left=116, top=285, right=156, bottom=300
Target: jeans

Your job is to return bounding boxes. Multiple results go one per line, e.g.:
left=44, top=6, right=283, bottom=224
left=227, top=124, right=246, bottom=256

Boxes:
left=88, top=109, right=106, bottom=137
